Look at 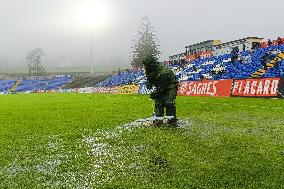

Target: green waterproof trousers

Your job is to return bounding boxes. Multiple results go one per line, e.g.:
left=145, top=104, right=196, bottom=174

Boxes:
left=154, top=89, right=177, bottom=119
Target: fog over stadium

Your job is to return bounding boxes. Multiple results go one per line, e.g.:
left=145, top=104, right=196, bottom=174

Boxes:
left=0, top=0, right=283, bottom=73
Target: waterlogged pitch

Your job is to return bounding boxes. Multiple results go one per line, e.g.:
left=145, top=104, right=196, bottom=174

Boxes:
left=1, top=93, right=284, bottom=188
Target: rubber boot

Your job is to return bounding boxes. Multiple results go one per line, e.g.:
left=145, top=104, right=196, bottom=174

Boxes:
left=155, top=99, right=164, bottom=117
left=166, top=104, right=178, bottom=127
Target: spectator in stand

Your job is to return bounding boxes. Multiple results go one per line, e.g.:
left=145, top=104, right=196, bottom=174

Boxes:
left=277, top=37, right=283, bottom=45
left=185, top=48, right=189, bottom=56
left=243, top=44, right=246, bottom=51
left=231, top=46, right=239, bottom=62
left=260, top=52, right=277, bottom=70
left=181, top=59, right=186, bottom=66
left=252, top=42, right=260, bottom=50
left=196, top=53, right=200, bottom=59
left=268, top=39, right=272, bottom=47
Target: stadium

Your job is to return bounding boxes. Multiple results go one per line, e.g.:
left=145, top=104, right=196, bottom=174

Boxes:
left=1, top=1, right=284, bottom=188
left=2, top=37, right=284, bottom=97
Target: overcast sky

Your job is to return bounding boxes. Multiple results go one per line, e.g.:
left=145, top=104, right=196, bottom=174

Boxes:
left=0, top=0, right=284, bottom=72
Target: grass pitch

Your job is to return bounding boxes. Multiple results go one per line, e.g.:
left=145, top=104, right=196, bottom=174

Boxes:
left=0, top=93, right=284, bottom=188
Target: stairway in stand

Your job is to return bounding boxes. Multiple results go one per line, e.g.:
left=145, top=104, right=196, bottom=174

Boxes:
left=250, top=52, right=284, bottom=78
left=9, top=80, right=21, bottom=93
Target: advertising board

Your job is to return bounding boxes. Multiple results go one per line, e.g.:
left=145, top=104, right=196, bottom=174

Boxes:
left=231, top=78, right=280, bottom=97
left=178, top=79, right=233, bottom=97
left=118, top=85, right=139, bottom=94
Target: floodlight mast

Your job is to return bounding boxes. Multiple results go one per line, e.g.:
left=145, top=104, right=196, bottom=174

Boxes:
left=80, top=1, right=110, bottom=74
left=90, top=31, right=94, bottom=74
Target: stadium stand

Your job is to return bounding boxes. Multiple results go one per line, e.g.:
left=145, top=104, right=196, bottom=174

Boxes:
left=15, top=76, right=72, bottom=92
left=0, top=76, right=72, bottom=93
left=0, top=80, right=16, bottom=93
left=97, top=43, right=284, bottom=87
left=97, top=69, right=145, bottom=87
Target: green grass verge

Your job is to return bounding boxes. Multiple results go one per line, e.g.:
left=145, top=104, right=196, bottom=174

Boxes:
left=0, top=93, right=284, bottom=188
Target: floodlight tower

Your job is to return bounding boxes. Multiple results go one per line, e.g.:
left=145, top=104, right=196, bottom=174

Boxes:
left=90, top=31, right=95, bottom=74
left=78, top=1, right=111, bottom=74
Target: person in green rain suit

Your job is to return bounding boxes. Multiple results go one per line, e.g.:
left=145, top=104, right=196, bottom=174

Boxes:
left=142, top=56, right=179, bottom=126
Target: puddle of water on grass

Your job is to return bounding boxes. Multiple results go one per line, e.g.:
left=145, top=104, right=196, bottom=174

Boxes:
left=3, top=163, right=28, bottom=178
left=81, top=118, right=192, bottom=187
left=0, top=118, right=191, bottom=188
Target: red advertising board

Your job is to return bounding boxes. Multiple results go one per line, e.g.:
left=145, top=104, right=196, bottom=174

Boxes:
left=178, top=79, right=233, bottom=97
left=231, top=78, right=280, bottom=97
left=185, top=51, right=213, bottom=62
left=185, top=55, right=196, bottom=62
